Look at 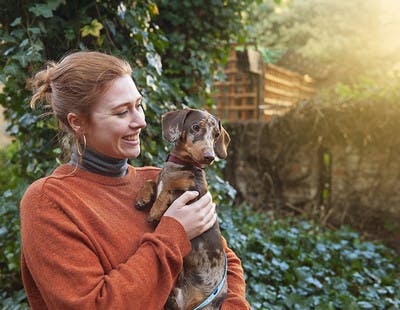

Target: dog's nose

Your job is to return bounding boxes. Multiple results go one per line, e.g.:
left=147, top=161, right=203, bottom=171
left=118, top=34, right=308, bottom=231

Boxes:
left=204, top=151, right=215, bottom=163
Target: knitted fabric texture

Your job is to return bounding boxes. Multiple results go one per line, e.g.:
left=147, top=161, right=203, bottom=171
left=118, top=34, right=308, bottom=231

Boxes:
left=20, top=164, right=250, bottom=309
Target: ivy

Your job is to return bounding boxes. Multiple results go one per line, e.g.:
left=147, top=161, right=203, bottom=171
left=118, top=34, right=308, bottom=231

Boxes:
left=80, top=19, right=104, bottom=38
left=219, top=205, right=400, bottom=309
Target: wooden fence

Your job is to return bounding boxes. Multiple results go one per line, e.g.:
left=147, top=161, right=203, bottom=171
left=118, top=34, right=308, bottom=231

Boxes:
left=212, top=47, right=316, bottom=121
left=212, top=48, right=262, bottom=121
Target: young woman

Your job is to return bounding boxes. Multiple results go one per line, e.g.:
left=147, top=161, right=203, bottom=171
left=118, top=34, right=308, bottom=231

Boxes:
left=20, top=51, right=249, bottom=309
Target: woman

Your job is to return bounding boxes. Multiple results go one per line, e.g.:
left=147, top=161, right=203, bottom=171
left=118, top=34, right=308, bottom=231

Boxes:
left=20, top=51, right=249, bottom=309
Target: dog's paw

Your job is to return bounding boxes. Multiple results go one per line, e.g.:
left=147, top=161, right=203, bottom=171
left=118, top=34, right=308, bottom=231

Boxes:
left=146, top=214, right=160, bottom=224
left=135, top=180, right=156, bottom=211
left=135, top=199, right=151, bottom=210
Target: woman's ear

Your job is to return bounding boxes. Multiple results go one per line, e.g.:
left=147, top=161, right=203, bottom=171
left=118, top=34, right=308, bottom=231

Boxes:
left=67, top=112, right=85, bottom=134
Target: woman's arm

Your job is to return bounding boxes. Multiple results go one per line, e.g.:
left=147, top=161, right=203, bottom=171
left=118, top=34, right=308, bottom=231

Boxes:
left=221, top=236, right=251, bottom=310
left=20, top=182, right=191, bottom=310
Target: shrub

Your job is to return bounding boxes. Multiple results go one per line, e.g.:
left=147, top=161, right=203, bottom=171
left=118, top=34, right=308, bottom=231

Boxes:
left=219, top=205, right=400, bottom=309
left=0, top=183, right=29, bottom=309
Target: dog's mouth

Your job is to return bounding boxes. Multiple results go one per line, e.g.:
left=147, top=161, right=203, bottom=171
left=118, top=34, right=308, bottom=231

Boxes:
left=196, top=156, right=215, bottom=166
left=202, top=157, right=215, bottom=165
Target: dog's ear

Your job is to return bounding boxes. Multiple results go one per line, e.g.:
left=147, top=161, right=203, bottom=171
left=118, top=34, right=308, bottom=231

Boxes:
left=214, top=120, right=231, bottom=159
left=162, top=109, right=192, bottom=142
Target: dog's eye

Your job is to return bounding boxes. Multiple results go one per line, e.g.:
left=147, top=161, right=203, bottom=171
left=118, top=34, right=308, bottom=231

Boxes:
left=192, top=124, right=200, bottom=132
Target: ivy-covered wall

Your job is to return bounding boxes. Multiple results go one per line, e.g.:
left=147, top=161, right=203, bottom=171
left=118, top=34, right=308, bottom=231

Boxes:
left=224, top=100, right=400, bottom=251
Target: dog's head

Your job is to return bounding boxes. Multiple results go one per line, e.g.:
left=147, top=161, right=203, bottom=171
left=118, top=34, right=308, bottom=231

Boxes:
left=162, top=108, right=230, bottom=166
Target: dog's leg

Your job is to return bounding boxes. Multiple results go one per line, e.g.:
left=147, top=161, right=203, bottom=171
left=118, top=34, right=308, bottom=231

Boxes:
left=147, top=190, right=172, bottom=222
left=135, top=180, right=157, bottom=210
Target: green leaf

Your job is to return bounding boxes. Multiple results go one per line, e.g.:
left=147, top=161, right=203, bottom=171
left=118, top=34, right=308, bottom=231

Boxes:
left=29, top=4, right=54, bottom=18
left=81, top=19, right=104, bottom=38
left=10, top=17, right=22, bottom=27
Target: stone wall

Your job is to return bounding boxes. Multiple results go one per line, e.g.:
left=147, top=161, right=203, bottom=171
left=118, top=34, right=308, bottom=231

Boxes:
left=223, top=101, right=400, bottom=251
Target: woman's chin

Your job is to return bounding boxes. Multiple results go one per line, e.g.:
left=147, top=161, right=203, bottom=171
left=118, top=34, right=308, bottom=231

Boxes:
left=124, top=147, right=140, bottom=159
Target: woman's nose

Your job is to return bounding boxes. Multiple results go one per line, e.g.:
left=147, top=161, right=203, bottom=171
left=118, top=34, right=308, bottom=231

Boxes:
left=129, top=110, right=146, bottom=129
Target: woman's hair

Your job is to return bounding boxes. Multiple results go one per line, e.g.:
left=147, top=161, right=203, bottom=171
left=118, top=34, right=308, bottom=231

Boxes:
left=30, top=51, right=132, bottom=131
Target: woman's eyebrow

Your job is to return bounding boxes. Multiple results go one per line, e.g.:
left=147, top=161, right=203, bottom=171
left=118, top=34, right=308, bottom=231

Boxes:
left=110, top=102, right=130, bottom=111
left=111, top=96, right=142, bottom=111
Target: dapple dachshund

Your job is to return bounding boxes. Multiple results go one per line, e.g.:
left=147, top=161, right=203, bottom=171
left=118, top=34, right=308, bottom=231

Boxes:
left=135, top=108, right=231, bottom=310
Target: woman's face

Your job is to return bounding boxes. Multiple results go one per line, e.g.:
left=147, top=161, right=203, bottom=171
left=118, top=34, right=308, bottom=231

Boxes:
left=84, top=74, right=146, bottom=159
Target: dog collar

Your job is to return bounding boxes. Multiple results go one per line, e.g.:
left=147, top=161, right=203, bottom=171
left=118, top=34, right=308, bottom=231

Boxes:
left=166, top=154, right=203, bottom=169
left=193, top=252, right=228, bottom=310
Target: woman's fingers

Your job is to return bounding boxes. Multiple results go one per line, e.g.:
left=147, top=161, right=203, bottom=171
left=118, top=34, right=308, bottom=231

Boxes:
left=171, top=191, right=199, bottom=209
left=189, top=191, right=212, bottom=210
left=163, top=191, right=217, bottom=240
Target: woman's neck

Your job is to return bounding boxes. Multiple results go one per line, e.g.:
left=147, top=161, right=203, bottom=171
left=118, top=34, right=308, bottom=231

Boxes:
left=69, top=146, right=128, bottom=177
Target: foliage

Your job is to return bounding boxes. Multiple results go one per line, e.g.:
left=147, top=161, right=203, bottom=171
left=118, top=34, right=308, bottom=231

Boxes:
left=0, top=146, right=27, bottom=306
left=331, top=73, right=400, bottom=104
left=0, top=183, right=29, bottom=309
left=0, top=144, right=23, bottom=193
left=0, top=0, right=251, bottom=178
left=219, top=205, right=400, bottom=309
left=154, top=1, right=250, bottom=100
left=246, top=0, right=393, bottom=83
left=268, top=72, right=400, bottom=151
left=306, top=73, right=400, bottom=149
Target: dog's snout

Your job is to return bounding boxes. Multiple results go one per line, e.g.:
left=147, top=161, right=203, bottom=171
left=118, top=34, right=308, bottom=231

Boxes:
left=203, top=150, right=215, bottom=163
left=204, top=155, right=215, bottom=162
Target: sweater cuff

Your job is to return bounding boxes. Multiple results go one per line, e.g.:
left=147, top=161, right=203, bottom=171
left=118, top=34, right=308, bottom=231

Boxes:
left=156, top=216, right=192, bottom=257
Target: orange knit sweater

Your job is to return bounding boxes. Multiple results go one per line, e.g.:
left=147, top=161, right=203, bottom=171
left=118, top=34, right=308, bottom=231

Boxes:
left=20, top=164, right=250, bottom=309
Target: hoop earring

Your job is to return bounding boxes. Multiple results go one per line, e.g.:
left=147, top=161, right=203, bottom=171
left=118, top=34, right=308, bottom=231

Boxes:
left=76, top=134, right=86, bottom=157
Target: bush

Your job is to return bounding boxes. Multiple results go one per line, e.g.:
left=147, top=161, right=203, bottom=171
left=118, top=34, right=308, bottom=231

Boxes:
left=0, top=144, right=24, bottom=193
left=219, top=205, right=400, bottom=309
left=0, top=183, right=29, bottom=309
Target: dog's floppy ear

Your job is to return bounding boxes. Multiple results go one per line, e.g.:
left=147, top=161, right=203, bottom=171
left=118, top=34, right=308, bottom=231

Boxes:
left=162, top=109, right=192, bottom=142
left=214, top=120, right=231, bottom=159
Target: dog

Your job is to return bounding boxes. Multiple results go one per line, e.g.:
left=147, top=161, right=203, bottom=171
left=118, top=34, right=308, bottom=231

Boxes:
left=135, top=108, right=231, bottom=310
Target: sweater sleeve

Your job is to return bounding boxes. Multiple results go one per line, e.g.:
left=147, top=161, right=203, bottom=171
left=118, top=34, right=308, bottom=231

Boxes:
left=220, top=236, right=251, bottom=310
left=20, top=183, right=191, bottom=310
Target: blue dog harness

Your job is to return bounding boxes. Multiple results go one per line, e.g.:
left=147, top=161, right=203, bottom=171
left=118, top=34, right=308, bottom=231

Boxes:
left=193, top=252, right=228, bottom=310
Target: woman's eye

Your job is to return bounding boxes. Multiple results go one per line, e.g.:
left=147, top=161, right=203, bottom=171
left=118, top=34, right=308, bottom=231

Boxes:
left=192, top=124, right=200, bottom=132
left=115, top=110, right=128, bottom=116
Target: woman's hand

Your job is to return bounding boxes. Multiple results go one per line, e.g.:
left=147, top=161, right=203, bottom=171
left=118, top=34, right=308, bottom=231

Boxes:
left=163, top=191, right=217, bottom=240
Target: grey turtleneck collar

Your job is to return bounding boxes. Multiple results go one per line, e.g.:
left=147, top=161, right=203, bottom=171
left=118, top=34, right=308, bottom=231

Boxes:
left=69, top=146, right=128, bottom=177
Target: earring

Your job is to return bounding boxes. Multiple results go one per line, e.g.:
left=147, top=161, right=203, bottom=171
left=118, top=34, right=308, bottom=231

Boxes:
left=82, top=134, right=87, bottom=151
left=76, top=134, right=86, bottom=157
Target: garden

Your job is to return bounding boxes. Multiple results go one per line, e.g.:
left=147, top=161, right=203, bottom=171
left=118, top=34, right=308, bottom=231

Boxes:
left=1, top=0, right=400, bottom=309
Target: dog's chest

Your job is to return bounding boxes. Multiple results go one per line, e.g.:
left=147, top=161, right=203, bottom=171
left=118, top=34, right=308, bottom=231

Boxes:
left=158, top=163, right=207, bottom=198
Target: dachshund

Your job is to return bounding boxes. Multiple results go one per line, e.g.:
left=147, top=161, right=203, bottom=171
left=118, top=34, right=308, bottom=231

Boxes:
left=135, top=108, right=231, bottom=309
